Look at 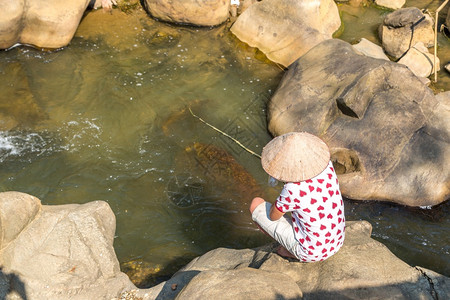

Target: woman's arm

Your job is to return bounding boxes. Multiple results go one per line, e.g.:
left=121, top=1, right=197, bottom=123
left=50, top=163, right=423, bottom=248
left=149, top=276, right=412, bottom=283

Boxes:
left=269, top=204, right=285, bottom=221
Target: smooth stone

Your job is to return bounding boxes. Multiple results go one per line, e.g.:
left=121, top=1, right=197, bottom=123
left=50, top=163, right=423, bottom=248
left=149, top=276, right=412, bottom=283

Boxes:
left=352, top=38, right=390, bottom=61
left=143, top=0, right=230, bottom=26
left=230, top=0, right=341, bottom=67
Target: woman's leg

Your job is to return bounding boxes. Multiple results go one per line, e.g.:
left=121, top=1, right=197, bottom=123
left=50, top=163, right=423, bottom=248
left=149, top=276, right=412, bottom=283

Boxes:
left=249, top=197, right=272, bottom=237
left=250, top=198, right=298, bottom=259
left=249, top=197, right=265, bottom=214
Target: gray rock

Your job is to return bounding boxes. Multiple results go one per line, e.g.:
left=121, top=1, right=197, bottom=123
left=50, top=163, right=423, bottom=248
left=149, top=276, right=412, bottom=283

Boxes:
left=143, top=0, right=230, bottom=27
left=379, top=7, right=434, bottom=60
left=429, top=91, right=450, bottom=142
left=352, top=38, right=390, bottom=61
left=230, top=0, right=341, bottom=67
left=267, top=39, right=449, bottom=206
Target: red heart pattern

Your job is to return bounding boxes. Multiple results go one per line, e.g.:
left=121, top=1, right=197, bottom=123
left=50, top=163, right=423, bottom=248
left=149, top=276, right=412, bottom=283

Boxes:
left=271, top=161, right=345, bottom=262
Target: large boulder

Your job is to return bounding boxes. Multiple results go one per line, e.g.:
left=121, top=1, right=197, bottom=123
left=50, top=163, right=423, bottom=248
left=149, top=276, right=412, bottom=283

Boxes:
left=267, top=39, right=449, bottom=206
left=0, top=192, right=137, bottom=299
left=0, top=0, right=92, bottom=49
left=147, top=221, right=450, bottom=299
left=379, top=7, right=434, bottom=60
left=143, top=0, right=230, bottom=27
left=230, top=0, right=341, bottom=67
left=0, top=0, right=118, bottom=49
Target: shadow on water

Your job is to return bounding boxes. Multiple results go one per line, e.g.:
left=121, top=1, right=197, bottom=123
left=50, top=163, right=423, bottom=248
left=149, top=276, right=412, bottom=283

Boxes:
left=0, top=267, right=28, bottom=300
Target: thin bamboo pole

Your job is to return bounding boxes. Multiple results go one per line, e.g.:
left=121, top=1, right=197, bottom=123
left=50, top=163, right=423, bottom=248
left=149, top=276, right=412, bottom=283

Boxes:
left=434, top=0, right=449, bottom=82
left=188, top=106, right=262, bottom=159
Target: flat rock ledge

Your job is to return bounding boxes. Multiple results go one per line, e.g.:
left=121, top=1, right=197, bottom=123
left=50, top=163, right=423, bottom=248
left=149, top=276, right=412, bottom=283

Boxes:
left=1, top=192, right=448, bottom=299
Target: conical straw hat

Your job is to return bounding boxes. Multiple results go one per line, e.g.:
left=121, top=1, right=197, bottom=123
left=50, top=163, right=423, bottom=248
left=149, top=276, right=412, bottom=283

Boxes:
left=261, top=132, right=330, bottom=182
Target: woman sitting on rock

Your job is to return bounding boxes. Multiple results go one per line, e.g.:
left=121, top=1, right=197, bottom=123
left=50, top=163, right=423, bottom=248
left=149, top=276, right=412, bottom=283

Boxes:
left=250, top=132, right=345, bottom=262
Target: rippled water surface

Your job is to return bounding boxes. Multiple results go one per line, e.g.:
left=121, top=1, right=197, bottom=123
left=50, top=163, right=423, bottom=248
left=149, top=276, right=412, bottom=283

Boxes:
left=0, top=3, right=448, bottom=285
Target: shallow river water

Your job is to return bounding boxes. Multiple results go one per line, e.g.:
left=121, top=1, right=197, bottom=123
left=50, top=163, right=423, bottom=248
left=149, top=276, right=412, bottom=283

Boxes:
left=0, top=1, right=449, bottom=285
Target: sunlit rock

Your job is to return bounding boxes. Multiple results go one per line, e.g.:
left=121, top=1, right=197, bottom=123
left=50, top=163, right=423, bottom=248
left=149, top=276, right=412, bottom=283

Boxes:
left=0, top=192, right=137, bottom=299
left=0, top=0, right=93, bottom=49
left=2, top=192, right=449, bottom=299
left=267, top=39, right=449, bottom=206
left=143, top=0, right=230, bottom=27
left=352, top=38, right=390, bottom=61
left=177, top=268, right=303, bottom=299
left=397, top=42, right=440, bottom=78
left=146, top=221, right=450, bottom=299
left=379, top=7, right=434, bottom=60
left=230, top=0, right=341, bottom=67
left=375, top=0, right=405, bottom=10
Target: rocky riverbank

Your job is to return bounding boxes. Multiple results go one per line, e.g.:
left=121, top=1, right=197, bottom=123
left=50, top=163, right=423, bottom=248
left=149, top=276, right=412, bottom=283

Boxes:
left=0, top=0, right=449, bottom=299
left=0, top=192, right=448, bottom=299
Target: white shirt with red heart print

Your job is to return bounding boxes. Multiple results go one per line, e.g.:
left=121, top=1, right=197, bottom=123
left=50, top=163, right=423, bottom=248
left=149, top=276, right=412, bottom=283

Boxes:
left=275, top=161, right=345, bottom=262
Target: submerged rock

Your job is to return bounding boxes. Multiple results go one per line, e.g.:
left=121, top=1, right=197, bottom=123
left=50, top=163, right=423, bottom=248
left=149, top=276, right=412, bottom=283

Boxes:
left=184, top=142, right=263, bottom=200
left=230, top=0, right=341, bottom=67
left=0, top=62, right=47, bottom=130
left=379, top=7, right=434, bottom=60
left=267, top=39, right=449, bottom=206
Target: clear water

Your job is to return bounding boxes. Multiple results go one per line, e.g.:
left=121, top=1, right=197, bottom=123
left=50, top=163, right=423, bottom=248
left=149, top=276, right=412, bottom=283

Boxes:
left=0, top=4, right=448, bottom=286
